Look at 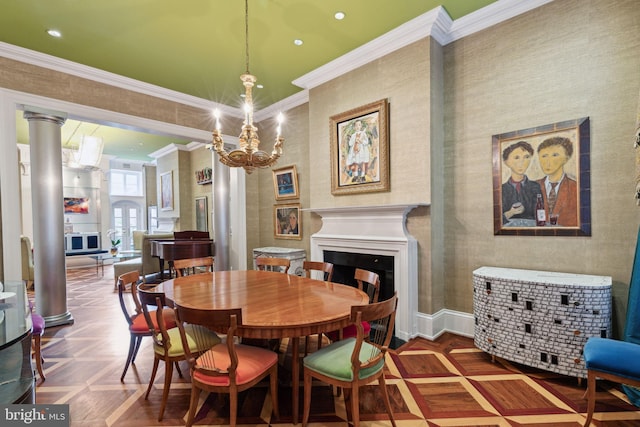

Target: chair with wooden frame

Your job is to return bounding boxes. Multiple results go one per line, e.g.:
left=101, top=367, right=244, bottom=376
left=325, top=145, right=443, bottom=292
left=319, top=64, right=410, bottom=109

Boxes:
left=29, top=301, right=45, bottom=381
left=302, top=293, right=398, bottom=427
left=302, top=261, right=334, bottom=282
left=138, top=284, right=220, bottom=421
left=175, top=305, right=279, bottom=427
left=255, top=256, right=290, bottom=274
left=117, top=270, right=177, bottom=382
left=326, top=268, right=380, bottom=342
left=301, top=261, right=334, bottom=353
left=582, top=337, right=640, bottom=426
left=173, top=256, right=215, bottom=277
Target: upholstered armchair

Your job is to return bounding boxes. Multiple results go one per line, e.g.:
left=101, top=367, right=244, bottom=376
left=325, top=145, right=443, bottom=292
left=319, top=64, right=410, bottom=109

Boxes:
left=20, top=235, right=35, bottom=290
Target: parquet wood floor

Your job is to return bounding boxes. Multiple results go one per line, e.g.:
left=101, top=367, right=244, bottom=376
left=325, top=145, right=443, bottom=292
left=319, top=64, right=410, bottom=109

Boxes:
left=31, top=266, right=640, bottom=426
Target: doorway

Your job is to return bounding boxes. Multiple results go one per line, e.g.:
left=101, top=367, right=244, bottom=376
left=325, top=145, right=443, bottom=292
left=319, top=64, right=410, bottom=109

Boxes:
left=112, top=201, right=142, bottom=251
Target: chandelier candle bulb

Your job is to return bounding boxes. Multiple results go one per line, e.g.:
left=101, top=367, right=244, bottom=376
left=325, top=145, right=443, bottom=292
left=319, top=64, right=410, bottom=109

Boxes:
left=214, top=109, right=221, bottom=132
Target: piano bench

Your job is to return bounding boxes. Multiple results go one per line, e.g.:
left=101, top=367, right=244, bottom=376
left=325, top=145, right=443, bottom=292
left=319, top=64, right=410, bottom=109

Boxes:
left=113, top=257, right=142, bottom=286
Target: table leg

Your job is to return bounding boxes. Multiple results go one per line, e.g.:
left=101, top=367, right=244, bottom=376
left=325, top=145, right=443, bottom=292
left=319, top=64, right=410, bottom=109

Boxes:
left=291, top=336, right=300, bottom=425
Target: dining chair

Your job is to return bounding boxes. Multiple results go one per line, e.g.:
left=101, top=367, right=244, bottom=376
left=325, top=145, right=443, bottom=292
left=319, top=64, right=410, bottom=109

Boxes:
left=302, top=261, right=334, bottom=281
left=117, top=270, right=177, bottom=382
left=29, top=301, right=45, bottom=381
left=326, top=268, right=380, bottom=342
left=175, top=305, right=279, bottom=427
left=137, top=284, right=220, bottom=421
left=582, top=337, right=640, bottom=426
left=302, top=292, right=398, bottom=427
left=301, top=261, right=334, bottom=353
left=173, top=256, right=215, bottom=277
left=255, top=256, right=290, bottom=274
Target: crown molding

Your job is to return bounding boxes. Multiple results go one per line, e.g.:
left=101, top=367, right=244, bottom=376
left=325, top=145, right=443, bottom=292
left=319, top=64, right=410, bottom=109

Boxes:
left=0, top=41, right=242, bottom=119
left=293, top=7, right=446, bottom=91
left=446, top=0, right=555, bottom=43
left=147, top=142, right=192, bottom=159
left=293, top=0, right=553, bottom=91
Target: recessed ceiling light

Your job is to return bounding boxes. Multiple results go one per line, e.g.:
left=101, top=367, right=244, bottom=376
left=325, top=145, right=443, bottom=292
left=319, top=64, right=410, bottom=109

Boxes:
left=47, top=29, right=62, bottom=38
left=257, top=84, right=264, bottom=89
left=334, top=12, right=345, bottom=20
left=294, top=39, right=303, bottom=46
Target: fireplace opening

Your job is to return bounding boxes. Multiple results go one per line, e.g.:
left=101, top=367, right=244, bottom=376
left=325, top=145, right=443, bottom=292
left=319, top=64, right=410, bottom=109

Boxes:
left=323, top=250, right=403, bottom=348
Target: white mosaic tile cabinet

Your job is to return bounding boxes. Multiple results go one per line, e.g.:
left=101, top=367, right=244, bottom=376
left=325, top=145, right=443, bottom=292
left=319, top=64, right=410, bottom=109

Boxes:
left=473, top=266, right=612, bottom=378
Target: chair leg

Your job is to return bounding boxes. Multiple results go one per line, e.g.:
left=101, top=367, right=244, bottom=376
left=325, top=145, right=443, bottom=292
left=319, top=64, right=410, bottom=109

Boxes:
left=145, top=357, right=160, bottom=399
left=175, top=361, right=183, bottom=378
left=121, top=335, right=138, bottom=382
left=378, top=373, right=397, bottom=427
left=584, top=370, right=597, bottom=427
left=302, top=369, right=312, bottom=427
left=350, top=385, right=360, bottom=427
left=230, top=388, right=238, bottom=427
left=270, top=364, right=279, bottom=419
left=131, top=335, right=143, bottom=363
left=158, top=359, right=174, bottom=421
left=33, top=334, right=45, bottom=381
left=185, top=385, right=200, bottom=427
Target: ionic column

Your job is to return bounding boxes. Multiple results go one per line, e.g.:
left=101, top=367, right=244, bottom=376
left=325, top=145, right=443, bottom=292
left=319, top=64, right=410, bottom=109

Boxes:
left=24, top=110, right=73, bottom=327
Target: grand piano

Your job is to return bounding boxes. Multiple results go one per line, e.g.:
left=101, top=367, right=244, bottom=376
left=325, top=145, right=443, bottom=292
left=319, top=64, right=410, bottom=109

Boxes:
left=150, top=231, right=214, bottom=279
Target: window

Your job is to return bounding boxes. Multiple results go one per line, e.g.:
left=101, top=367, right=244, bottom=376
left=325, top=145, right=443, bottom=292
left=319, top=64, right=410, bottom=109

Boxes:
left=110, top=169, right=143, bottom=196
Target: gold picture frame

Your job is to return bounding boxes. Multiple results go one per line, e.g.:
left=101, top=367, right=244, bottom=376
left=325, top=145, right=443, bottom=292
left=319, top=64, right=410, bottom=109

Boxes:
left=272, top=165, right=299, bottom=200
left=330, top=99, right=389, bottom=195
left=274, top=203, right=301, bottom=240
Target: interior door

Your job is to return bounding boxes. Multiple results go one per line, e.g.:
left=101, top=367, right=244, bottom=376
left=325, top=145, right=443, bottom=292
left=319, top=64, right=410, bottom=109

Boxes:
left=112, top=201, right=142, bottom=251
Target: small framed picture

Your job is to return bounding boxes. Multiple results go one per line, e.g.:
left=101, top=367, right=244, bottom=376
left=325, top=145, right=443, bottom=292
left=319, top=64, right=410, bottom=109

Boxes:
left=274, top=203, right=301, bottom=240
left=195, top=196, right=208, bottom=232
left=160, top=171, right=173, bottom=211
left=272, top=165, right=299, bottom=200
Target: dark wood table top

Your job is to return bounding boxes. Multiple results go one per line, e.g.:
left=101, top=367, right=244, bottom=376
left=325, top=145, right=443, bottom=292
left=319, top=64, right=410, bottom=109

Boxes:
left=156, top=270, right=369, bottom=339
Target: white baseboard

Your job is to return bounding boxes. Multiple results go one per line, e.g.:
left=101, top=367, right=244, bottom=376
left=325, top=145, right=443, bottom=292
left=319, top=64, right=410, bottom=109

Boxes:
left=415, top=309, right=475, bottom=341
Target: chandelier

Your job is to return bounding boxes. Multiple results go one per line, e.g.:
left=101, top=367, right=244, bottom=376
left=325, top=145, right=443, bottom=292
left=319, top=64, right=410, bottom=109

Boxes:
left=210, top=0, right=284, bottom=174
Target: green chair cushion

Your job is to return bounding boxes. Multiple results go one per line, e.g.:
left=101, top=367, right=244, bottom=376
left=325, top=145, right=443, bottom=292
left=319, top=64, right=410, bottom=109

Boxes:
left=303, top=337, right=384, bottom=381
left=155, top=324, right=220, bottom=358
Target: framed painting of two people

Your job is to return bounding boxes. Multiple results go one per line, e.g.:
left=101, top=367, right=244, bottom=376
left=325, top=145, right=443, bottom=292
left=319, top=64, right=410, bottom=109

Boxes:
left=492, top=117, right=591, bottom=236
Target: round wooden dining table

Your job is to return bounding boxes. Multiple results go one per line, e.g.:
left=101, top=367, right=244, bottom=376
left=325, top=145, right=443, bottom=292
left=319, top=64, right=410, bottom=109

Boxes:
left=155, top=269, right=369, bottom=424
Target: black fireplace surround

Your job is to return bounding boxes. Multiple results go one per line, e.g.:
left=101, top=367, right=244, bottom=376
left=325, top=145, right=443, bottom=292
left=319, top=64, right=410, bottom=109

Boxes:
left=323, top=250, right=403, bottom=347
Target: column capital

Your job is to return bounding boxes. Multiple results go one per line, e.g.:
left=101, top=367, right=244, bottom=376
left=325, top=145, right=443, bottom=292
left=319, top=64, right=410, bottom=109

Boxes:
left=23, top=111, right=66, bottom=126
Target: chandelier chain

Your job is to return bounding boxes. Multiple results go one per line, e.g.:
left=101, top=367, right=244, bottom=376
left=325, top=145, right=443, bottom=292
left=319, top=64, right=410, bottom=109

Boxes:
left=245, top=0, right=250, bottom=74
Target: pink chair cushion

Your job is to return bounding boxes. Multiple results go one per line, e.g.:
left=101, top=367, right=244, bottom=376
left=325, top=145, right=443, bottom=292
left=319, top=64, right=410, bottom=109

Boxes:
left=31, top=313, right=45, bottom=335
left=130, top=310, right=176, bottom=333
left=326, top=321, right=371, bottom=341
left=193, top=343, right=277, bottom=386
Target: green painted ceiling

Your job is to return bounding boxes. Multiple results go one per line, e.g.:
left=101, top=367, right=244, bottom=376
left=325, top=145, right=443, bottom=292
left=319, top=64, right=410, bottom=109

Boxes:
left=3, top=1, right=498, bottom=161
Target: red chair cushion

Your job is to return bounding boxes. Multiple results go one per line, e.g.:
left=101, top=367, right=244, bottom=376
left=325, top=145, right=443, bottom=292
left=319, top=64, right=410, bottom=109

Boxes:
left=193, top=343, right=277, bottom=386
left=326, top=321, right=371, bottom=341
left=130, top=309, right=176, bottom=333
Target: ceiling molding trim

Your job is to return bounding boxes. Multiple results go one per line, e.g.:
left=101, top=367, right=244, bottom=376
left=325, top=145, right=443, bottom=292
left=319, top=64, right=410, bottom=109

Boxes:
left=254, top=89, right=309, bottom=122
left=147, top=142, right=191, bottom=159
left=292, top=7, right=446, bottom=91
left=292, top=0, right=553, bottom=92
left=446, top=0, right=555, bottom=43
left=0, top=41, right=243, bottom=119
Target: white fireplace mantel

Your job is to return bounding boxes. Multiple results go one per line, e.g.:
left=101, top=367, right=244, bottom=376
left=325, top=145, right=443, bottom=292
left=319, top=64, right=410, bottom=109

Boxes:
left=309, top=203, right=427, bottom=342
